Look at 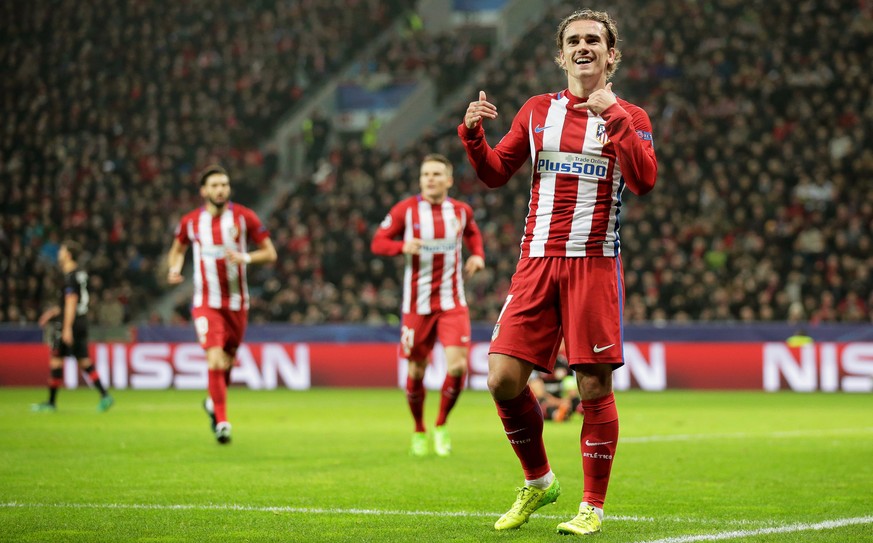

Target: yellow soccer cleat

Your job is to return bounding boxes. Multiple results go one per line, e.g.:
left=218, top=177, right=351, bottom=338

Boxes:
left=433, top=426, right=452, bottom=457
left=556, top=503, right=602, bottom=535
left=494, top=477, right=561, bottom=530
left=410, top=431, right=428, bottom=457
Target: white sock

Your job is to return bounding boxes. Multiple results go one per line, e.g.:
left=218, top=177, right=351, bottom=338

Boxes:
left=581, top=501, right=604, bottom=520
left=525, top=470, right=555, bottom=490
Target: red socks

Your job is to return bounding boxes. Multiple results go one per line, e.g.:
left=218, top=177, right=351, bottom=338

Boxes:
left=495, top=385, right=550, bottom=480
left=208, top=369, right=228, bottom=424
left=580, top=392, right=619, bottom=508
left=435, top=373, right=464, bottom=427
left=406, top=376, right=426, bottom=432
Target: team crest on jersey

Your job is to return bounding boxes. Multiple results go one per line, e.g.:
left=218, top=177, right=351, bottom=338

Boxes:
left=595, top=123, right=610, bottom=145
left=449, top=216, right=460, bottom=236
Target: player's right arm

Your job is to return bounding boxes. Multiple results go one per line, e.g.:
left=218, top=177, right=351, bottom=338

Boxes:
left=166, top=239, right=188, bottom=285
left=457, top=90, right=531, bottom=188
left=37, top=306, right=60, bottom=327
left=371, top=202, right=410, bottom=256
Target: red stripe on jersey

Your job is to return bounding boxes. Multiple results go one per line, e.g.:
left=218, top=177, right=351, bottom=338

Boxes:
left=429, top=207, right=447, bottom=313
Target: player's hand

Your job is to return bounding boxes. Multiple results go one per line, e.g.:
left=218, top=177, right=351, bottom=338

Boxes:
left=167, top=269, right=184, bottom=285
left=464, top=255, right=485, bottom=277
left=62, top=328, right=73, bottom=346
left=574, top=82, right=617, bottom=115
left=464, top=90, right=498, bottom=129
left=402, top=239, right=423, bottom=255
left=225, top=249, right=249, bottom=265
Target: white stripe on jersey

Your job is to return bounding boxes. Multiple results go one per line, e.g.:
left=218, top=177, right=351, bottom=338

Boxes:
left=198, top=211, right=223, bottom=309
left=438, top=203, right=458, bottom=311
left=238, top=214, right=249, bottom=310
left=401, top=207, right=414, bottom=314
left=221, top=210, right=242, bottom=311
left=189, top=221, right=203, bottom=308
left=415, top=202, right=436, bottom=314
left=527, top=95, right=567, bottom=257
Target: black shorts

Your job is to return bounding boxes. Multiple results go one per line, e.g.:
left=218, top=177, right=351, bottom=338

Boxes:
left=49, top=321, right=90, bottom=359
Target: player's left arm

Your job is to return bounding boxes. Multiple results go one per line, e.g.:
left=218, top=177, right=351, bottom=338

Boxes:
left=228, top=237, right=277, bottom=266
left=61, top=290, right=78, bottom=345
left=601, top=99, right=658, bottom=195
left=226, top=211, right=277, bottom=265
left=461, top=205, right=485, bottom=277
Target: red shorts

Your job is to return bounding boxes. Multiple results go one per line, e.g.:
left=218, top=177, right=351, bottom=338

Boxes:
left=400, top=306, right=471, bottom=361
left=191, top=306, right=248, bottom=355
left=490, top=256, right=624, bottom=372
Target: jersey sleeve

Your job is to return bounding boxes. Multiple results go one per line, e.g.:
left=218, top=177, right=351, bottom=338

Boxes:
left=457, top=98, right=535, bottom=188
left=174, top=214, right=192, bottom=245
left=462, top=203, right=485, bottom=258
left=370, top=202, right=406, bottom=256
left=601, top=100, right=658, bottom=195
left=243, top=207, right=271, bottom=244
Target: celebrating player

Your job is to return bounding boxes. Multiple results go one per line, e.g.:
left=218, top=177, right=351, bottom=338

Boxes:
left=166, top=165, right=277, bottom=444
left=458, top=9, right=657, bottom=535
left=371, top=154, right=485, bottom=457
left=33, top=240, right=114, bottom=413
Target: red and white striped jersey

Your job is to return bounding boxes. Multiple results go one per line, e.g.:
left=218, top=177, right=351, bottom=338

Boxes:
left=371, top=195, right=485, bottom=315
left=174, top=202, right=270, bottom=311
left=459, top=89, right=657, bottom=258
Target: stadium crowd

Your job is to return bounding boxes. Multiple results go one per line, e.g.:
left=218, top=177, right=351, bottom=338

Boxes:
left=2, top=0, right=872, bottom=328
left=0, top=0, right=415, bottom=324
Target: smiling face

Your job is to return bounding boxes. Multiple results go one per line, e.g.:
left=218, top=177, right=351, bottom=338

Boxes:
left=558, top=19, right=616, bottom=85
left=554, top=10, right=621, bottom=82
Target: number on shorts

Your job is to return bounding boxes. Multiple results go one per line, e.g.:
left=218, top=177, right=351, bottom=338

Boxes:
left=400, top=325, right=415, bottom=357
left=195, top=316, right=209, bottom=346
left=497, top=294, right=513, bottom=322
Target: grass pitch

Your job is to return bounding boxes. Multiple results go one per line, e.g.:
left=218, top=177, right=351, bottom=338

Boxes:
left=1, top=388, right=871, bottom=542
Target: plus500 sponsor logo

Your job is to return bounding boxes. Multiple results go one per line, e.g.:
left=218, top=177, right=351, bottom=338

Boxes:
left=536, top=151, right=608, bottom=179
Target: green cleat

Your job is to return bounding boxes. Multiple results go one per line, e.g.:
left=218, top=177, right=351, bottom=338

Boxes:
left=494, top=477, right=561, bottom=530
left=556, top=503, right=602, bottom=535
left=31, top=402, right=56, bottom=413
left=409, top=432, right=428, bottom=457
left=98, top=395, right=114, bottom=412
left=433, top=426, right=451, bottom=457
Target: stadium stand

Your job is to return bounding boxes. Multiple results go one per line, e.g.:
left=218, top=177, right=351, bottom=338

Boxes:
left=2, top=0, right=871, bottom=327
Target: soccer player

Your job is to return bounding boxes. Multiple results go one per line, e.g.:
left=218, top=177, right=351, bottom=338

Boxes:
left=371, top=153, right=485, bottom=457
left=166, top=165, right=277, bottom=444
left=458, top=9, right=657, bottom=535
left=529, top=354, right=580, bottom=423
left=33, top=240, right=114, bottom=412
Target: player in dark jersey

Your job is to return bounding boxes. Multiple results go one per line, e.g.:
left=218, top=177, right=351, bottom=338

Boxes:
left=529, top=354, right=580, bottom=423
left=33, top=240, right=113, bottom=412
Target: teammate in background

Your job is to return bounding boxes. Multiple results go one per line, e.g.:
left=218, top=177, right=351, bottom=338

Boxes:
left=166, top=165, right=277, bottom=444
left=529, top=353, right=580, bottom=423
left=371, top=154, right=485, bottom=457
left=458, top=9, right=657, bottom=535
left=33, top=240, right=114, bottom=412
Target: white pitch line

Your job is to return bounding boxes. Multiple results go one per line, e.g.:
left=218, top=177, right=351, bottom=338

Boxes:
left=622, top=427, right=873, bottom=444
left=0, top=501, right=645, bottom=521
left=0, top=502, right=862, bottom=532
left=633, top=516, right=873, bottom=543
